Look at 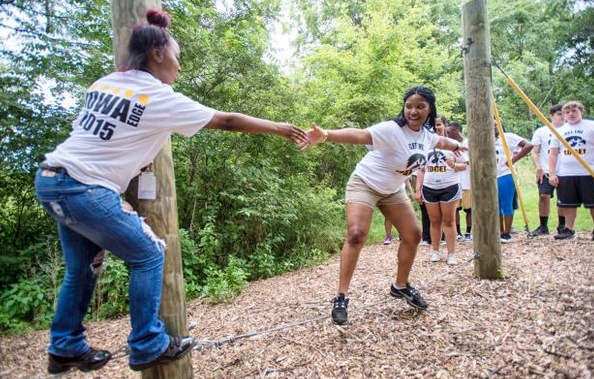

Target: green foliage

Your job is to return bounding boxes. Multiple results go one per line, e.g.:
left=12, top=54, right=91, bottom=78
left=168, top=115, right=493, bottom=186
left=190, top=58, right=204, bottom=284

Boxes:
left=201, top=256, right=249, bottom=302
left=91, top=256, right=130, bottom=320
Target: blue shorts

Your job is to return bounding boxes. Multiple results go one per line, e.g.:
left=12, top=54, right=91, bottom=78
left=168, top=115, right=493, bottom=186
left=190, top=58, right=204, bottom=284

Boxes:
left=497, top=174, right=516, bottom=216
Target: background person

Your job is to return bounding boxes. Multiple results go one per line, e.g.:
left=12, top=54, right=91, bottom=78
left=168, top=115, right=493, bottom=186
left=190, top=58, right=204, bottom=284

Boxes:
left=35, top=9, right=308, bottom=374
left=494, top=122, right=533, bottom=243
left=448, top=121, right=472, bottom=242
left=549, top=101, right=594, bottom=240
left=416, top=115, right=467, bottom=265
left=529, top=104, right=566, bottom=236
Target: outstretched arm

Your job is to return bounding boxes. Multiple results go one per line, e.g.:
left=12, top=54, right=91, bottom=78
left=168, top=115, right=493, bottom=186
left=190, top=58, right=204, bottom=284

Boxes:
left=511, top=140, right=533, bottom=164
left=205, top=111, right=309, bottom=150
left=306, top=123, right=372, bottom=146
left=435, top=136, right=466, bottom=154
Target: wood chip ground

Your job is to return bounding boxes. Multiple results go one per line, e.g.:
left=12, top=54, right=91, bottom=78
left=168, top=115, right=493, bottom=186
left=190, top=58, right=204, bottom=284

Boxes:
left=1, top=233, right=593, bottom=378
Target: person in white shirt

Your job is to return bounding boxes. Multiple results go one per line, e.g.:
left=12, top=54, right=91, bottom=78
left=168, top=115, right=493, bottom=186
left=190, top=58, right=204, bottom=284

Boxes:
left=447, top=121, right=472, bottom=242
left=529, top=104, right=565, bottom=236
left=35, top=9, right=309, bottom=374
left=305, top=86, right=465, bottom=325
left=494, top=122, right=533, bottom=243
left=416, top=115, right=467, bottom=265
left=549, top=100, right=594, bottom=240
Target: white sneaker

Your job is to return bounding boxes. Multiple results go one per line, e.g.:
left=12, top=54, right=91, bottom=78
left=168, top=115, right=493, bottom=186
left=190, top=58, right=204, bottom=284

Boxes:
left=447, top=254, right=458, bottom=265
left=430, top=251, right=440, bottom=262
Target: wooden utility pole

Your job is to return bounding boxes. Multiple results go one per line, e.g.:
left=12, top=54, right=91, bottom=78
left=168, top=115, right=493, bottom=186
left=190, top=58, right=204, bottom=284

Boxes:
left=111, top=1, right=193, bottom=378
left=462, top=0, right=502, bottom=279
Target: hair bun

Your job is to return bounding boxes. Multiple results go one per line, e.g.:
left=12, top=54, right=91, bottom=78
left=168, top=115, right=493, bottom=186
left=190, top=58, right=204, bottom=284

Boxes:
left=146, top=9, right=171, bottom=28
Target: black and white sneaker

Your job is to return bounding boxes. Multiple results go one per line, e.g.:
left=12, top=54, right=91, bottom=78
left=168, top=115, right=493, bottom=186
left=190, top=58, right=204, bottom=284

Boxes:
left=554, top=227, right=576, bottom=240
left=500, top=233, right=512, bottom=243
left=331, top=293, right=349, bottom=325
left=529, top=226, right=549, bottom=237
left=390, top=283, right=428, bottom=310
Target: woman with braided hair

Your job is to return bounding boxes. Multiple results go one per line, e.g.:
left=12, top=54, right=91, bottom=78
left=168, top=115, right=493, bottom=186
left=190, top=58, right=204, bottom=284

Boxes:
left=35, top=9, right=308, bottom=374
left=306, top=86, right=466, bottom=325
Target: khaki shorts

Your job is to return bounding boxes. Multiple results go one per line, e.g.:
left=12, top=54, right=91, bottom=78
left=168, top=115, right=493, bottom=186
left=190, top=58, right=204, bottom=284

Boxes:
left=345, top=174, right=410, bottom=209
left=461, top=189, right=472, bottom=210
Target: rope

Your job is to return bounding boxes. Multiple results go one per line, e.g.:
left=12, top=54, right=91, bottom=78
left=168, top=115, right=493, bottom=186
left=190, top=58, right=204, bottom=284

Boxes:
left=45, top=252, right=477, bottom=377
left=189, top=254, right=476, bottom=351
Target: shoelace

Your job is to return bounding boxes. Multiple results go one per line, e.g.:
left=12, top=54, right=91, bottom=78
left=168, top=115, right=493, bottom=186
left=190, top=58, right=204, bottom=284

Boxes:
left=333, top=297, right=347, bottom=309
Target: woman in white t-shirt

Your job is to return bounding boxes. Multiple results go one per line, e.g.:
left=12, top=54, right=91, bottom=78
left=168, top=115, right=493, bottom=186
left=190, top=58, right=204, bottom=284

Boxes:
left=34, top=10, right=309, bottom=374
left=306, top=86, right=465, bottom=325
left=415, top=115, right=467, bottom=265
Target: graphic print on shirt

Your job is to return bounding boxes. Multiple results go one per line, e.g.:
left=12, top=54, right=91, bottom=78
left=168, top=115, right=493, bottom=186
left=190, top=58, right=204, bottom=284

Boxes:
left=565, top=135, right=587, bottom=155
left=397, top=153, right=427, bottom=176
left=76, top=83, right=149, bottom=141
left=426, top=150, right=446, bottom=172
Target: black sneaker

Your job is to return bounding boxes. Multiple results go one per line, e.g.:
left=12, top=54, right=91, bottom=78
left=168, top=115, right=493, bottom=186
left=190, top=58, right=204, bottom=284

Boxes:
left=529, top=226, right=549, bottom=237
left=557, top=225, right=566, bottom=234
left=592, top=229, right=594, bottom=241
left=331, top=293, right=349, bottom=325
left=500, top=233, right=512, bottom=243
left=130, top=336, right=197, bottom=371
left=554, top=227, right=576, bottom=240
left=48, top=348, right=111, bottom=374
left=390, top=283, right=428, bottom=310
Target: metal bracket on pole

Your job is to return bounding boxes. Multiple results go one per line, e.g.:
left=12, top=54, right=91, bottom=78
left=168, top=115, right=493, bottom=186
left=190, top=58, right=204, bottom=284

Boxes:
left=461, top=37, right=474, bottom=54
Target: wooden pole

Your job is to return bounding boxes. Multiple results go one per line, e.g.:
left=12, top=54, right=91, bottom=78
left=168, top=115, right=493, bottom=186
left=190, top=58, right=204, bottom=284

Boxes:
left=111, top=2, right=193, bottom=378
left=462, top=0, right=502, bottom=279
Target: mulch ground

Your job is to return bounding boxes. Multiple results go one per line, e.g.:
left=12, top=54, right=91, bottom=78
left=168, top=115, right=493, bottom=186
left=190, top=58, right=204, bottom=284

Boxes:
left=1, top=232, right=593, bottom=379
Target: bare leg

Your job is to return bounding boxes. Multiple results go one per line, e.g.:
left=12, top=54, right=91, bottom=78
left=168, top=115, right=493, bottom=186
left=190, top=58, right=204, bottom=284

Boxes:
left=440, top=201, right=458, bottom=254
left=562, top=207, right=578, bottom=230
left=379, top=202, right=421, bottom=287
left=384, top=219, right=392, bottom=237
left=337, top=203, right=374, bottom=294
left=503, top=215, right=513, bottom=235
left=425, top=202, right=443, bottom=252
left=538, top=194, right=551, bottom=218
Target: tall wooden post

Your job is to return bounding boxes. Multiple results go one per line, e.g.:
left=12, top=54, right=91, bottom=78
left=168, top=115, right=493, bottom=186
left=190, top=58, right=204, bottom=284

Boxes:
left=462, top=0, right=502, bottom=279
left=111, top=1, right=193, bottom=378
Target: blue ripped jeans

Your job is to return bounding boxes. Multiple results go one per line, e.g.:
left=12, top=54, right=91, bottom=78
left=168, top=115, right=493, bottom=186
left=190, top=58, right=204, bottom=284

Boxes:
left=34, top=168, right=169, bottom=365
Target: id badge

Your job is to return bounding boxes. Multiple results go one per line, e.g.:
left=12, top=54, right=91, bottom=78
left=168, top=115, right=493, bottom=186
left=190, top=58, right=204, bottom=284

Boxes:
left=435, top=174, right=442, bottom=183
left=138, top=172, right=157, bottom=200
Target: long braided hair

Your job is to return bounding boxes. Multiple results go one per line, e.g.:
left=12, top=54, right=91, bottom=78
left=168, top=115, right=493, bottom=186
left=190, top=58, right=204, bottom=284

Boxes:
left=391, top=86, right=437, bottom=132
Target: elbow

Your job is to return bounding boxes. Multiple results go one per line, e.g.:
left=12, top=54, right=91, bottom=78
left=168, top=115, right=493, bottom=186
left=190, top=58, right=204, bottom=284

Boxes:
left=212, top=112, right=238, bottom=132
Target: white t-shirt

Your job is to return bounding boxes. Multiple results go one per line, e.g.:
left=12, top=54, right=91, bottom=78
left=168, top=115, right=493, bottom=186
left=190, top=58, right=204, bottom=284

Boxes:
left=423, top=147, right=466, bottom=190
left=550, top=119, right=594, bottom=176
left=495, top=132, right=525, bottom=178
left=531, top=125, right=561, bottom=174
left=459, top=138, right=471, bottom=190
left=354, top=121, right=440, bottom=194
left=45, top=70, right=216, bottom=193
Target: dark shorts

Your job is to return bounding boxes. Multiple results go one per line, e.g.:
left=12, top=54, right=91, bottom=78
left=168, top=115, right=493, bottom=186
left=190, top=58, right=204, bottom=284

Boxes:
left=557, top=176, right=594, bottom=208
left=537, top=174, right=555, bottom=197
left=422, top=183, right=461, bottom=204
